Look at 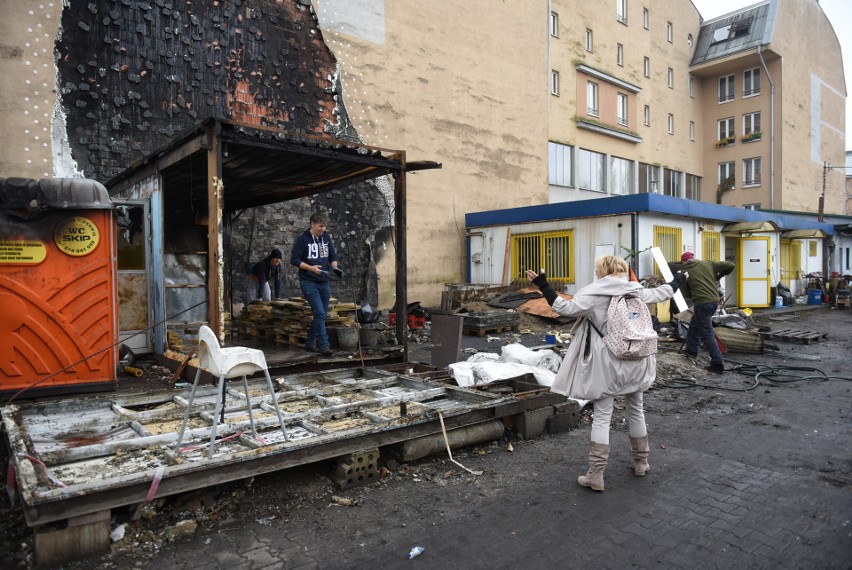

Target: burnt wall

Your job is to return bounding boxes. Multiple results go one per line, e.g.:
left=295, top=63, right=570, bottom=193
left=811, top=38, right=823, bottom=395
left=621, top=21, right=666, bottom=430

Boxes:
left=59, top=0, right=338, bottom=181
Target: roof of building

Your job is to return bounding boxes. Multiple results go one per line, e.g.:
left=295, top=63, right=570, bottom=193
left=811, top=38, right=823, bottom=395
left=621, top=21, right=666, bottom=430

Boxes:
left=465, top=193, right=835, bottom=235
left=691, top=1, right=776, bottom=66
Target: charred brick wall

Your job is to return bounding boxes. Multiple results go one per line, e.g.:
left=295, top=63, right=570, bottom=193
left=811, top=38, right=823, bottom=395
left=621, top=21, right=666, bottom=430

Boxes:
left=58, top=0, right=391, bottom=306
left=59, top=0, right=338, bottom=180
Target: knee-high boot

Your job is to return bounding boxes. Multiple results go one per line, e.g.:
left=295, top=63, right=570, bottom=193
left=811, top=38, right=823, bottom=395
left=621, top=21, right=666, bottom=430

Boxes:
left=577, top=442, right=610, bottom=492
left=629, top=436, right=650, bottom=476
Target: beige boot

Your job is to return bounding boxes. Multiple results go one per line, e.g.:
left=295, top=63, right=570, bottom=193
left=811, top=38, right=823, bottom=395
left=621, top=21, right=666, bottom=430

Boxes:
left=577, top=442, right=610, bottom=491
left=629, top=436, right=650, bottom=476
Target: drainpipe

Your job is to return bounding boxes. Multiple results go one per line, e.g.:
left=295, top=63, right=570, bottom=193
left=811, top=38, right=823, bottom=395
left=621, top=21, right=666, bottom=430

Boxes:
left=758, top=45, right=775, bottom=209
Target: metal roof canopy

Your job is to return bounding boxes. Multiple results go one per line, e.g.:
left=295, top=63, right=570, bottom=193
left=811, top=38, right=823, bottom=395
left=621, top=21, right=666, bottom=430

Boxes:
left=781, top=229, right=827, bottom=239
left=722, top=220, right=778, bottom=233
left=106, top=119, right=441, bottom=351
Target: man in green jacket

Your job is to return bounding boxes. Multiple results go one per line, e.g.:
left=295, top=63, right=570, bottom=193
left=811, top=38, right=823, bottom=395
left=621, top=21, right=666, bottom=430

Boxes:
left=680, top=252, right=736, bottom=373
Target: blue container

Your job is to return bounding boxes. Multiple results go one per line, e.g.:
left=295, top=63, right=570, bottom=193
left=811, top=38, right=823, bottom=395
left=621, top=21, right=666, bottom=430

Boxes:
left=807, top=289, right=822, bottom=305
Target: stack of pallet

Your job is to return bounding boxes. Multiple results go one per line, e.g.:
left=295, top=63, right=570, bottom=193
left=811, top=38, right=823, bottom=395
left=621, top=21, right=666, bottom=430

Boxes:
left=239, top=299, right=359, bottom=346
left=167, top=322, right=206, bottom=352
left=239, top=302, right=275, bottom=341
left=462, top=310, right=521, bottom=336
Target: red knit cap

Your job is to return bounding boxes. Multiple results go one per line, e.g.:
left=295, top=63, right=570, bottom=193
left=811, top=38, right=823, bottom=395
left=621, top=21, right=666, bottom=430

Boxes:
left=681, top=251, right=695, bottom=263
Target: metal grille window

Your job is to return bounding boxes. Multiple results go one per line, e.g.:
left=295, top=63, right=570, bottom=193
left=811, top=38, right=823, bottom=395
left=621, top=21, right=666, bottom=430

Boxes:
left=743, top=68, right=760, bottom=96
left=703, top=231, right=721, bottom=262
left=511, top=230, right=575, bottom=285
left=718, top=74, right=735, bottom=103
left=653, top=225, right=682, bottom=274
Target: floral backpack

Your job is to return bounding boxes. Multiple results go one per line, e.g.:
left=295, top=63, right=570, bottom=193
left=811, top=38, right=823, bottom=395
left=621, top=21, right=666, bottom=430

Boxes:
left=589, top=294, right=657, bottom=359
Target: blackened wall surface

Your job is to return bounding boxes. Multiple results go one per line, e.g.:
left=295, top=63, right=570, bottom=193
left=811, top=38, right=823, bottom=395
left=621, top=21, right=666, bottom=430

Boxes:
left=59, top=0, right=338, bottom=181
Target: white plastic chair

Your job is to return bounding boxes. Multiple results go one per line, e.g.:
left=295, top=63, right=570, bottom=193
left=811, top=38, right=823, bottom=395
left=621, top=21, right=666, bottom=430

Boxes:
left=174, top=326, right=288, bottom=458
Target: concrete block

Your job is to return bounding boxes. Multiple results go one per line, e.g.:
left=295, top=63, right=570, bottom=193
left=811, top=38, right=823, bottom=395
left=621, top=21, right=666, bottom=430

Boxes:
left=548, top=400, right=581, bottom=434
left=516, top=407, right=553, bottom=439
left=332, top=448, right=379, bottom=491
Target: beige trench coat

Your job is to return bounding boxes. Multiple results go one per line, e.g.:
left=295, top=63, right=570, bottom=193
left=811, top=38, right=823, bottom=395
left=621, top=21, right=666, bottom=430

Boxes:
left=549, top=275, right=675, bottom=401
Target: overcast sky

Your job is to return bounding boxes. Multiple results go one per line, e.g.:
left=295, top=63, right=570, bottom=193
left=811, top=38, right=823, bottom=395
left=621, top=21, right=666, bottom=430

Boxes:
left=691, top=0, right=851, bottom=152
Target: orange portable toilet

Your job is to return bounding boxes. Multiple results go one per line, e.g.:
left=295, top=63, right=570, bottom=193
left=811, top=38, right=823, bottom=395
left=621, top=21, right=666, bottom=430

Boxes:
left=0, top=178, right=118, bottom=398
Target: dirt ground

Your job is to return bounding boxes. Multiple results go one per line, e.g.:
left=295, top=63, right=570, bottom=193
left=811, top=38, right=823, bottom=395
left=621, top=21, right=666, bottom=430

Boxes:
left=1, top=306, right=849, bottom=568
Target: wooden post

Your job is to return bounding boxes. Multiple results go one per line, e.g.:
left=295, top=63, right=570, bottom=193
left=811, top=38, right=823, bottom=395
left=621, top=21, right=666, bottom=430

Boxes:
left=207, top=122, right=223, bottom=339
left=502, top=228, right=512, bottom=286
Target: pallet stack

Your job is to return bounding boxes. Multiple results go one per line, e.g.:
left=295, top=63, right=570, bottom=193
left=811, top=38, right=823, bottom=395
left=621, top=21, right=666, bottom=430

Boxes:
left=167, top=321, right=206, bottom=352
left=239, top=299, right=359, bottom=346
left=462, top=310, right=521, bottom=336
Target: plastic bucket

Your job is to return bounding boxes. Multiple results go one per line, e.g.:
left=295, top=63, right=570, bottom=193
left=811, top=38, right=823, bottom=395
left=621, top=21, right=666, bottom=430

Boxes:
left=359, top=324, right=379, bottom=346
left=807, top=289, right=822, bottom=305
left=336, top=325, right=360, bottom=350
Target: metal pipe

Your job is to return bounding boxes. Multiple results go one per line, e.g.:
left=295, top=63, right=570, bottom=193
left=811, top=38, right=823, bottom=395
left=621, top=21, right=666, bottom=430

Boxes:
left=757, top=45, right=775, bottom=209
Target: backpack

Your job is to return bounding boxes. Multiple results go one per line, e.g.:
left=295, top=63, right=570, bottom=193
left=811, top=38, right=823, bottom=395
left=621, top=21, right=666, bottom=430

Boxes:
left=589, top=294, right=657, bottom=360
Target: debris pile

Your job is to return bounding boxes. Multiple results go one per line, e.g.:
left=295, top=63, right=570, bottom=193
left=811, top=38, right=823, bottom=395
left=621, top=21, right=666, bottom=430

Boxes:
left=238, top=298, right=358, bottom=346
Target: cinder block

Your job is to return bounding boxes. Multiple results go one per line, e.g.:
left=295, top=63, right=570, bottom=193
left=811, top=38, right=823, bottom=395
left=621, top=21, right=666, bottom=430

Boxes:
left=332, top=448, right=379, bottom=490
left=516, top=407, right=553, bottom=440
left=547, top=400, right=581, bottom=434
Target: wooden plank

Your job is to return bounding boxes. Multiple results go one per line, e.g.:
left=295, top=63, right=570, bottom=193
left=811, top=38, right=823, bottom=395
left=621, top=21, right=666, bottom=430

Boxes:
left=501, top=228, right=512, bottom=286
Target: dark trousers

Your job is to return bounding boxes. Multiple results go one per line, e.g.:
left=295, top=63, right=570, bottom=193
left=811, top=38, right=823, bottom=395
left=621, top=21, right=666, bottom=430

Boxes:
left=686, top=301, right=723, bottom=365
left=301, top=279, right=331, bottom=349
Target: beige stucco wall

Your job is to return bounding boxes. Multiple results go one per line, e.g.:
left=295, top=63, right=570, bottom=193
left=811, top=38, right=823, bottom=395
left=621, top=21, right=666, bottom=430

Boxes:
left=0, top=2, right=64, bottom=179
left=773, top=0, right=846, bottom=214
left=314, top=1, right=549, bottom=306
left=549, top=0, right=704, bottom=179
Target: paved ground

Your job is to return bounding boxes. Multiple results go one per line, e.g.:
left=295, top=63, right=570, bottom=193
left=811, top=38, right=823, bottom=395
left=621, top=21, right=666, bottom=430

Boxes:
left=5, top=307, right=851, bottom=569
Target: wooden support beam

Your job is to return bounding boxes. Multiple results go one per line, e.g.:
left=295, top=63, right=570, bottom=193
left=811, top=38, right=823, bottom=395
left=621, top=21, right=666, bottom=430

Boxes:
left=207, top=122, right=224, bottom=338
left=393, top=152, right=407, bottom=360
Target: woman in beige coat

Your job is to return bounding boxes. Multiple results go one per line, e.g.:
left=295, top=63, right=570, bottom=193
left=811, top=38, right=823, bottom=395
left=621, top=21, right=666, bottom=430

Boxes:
left=526, top=256, right=685, bottom=492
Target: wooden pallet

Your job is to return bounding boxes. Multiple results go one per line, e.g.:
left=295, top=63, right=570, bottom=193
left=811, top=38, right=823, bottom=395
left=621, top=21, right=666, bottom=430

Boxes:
left=759, top=328, right=828, bottom=344
left=463, top=324, right=519, bottom=336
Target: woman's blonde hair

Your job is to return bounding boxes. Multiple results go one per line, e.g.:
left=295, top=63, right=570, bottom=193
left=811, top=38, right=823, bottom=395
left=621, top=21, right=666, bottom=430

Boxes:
left=594, top=255, right=629, bottom=278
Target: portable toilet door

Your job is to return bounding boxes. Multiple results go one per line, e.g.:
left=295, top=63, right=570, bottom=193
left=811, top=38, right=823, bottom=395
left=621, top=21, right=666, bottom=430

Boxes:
left=0, top=178, right=118, bottom=397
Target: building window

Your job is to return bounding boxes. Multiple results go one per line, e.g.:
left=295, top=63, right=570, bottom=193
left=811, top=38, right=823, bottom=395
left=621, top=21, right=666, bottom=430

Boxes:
left=550, top=11, right=559, bottom=37
left=689, top=121, right=695, bottom=141
left=718, top=74, right=735, bottom=103
left=617, top=43, right=624, bottom=66
left=687, top=33, right=693, bottom=47
left=717, top=117, right=735, bottom=146
left=653, top=225, right=682, bottom=275
left=666, top=21, right=673, bottom=43
left=689, top=77, right=695, bottom=97
left=643, top=105, right=650, bottom=126
left=686, top=174, right=701, bottom=201
left=548, top=142, right=573, bottom=187
left=718, top=161, right=735, bottom=190
left=664, top=168, right=682, bottom=197
left=744, top=68, right=761, bottom=97
left=667, top=113, right=674, bottom=134
left=616, top=0, right=627, bottom=24
left=743, top=203, right=761, bottom=210
left=643, top=7, right=649, bottom=29
left=551, top=70, right=559, bottom=96
left=743, top=112, right=761, bottom=141
left=643, top=57, right=650, bottom=77
left=667, top=67, right=674, bottom=89
left=639, top=162, right=659, bottom=193
left=743, top=157, right=762, bottom=186
left=617, top=93, right=628, bottom=126
left=587, top=81, right=599, bottom=116
left=586, top=29, right=594, bottom=52
left=610, top=156, right=635, bottom=195
left=512, top=230, right=575, bottom=286
left=578, top=148, right=605, bottom=192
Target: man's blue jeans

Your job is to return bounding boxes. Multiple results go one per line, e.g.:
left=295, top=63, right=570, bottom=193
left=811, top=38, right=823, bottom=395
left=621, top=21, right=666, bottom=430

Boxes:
left=685, top=301, right=723, bottom=365
left=301, top=279, right=331, bottom=349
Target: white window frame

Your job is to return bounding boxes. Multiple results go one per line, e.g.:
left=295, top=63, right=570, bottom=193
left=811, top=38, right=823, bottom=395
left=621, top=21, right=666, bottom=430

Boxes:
left=551, top=70, right=559, bottom=96
left=667, top=113, right=674, bottom=134
left=550, top=11, right=559, bottom=37
left=718, top=74, right=735, bottom=103
left=587, top=81, right=599, bottom=116
left=718, top=161, right=735, bottom=188
left=743, top=157, right=762, bottom=186
left=616, top=0, right=627, bottom=24
left=643, top=105, right=650, bottom=126
left=643, top=8, right=649, bottom=29
left=610, top=155, right=635, bottom=195
left=718, top=117, right=735, bottom=141
left=617, top=43, right=623, bottom=66
left=689, top=77, right=695, bottom=98
left=743, top=67, right=761, bottom=97
left=586, top=29, right=594, bottom=52
left=743, top=112, right=761, bottom=137
left=667, top=67, right=674, bottom=89
left=666, top=21, right=673, bottom=43
left=643, top=57, right=650, bottom=78
left=664, top=168, right=682, bottom=197
left=617, top=93, right=628, bottom=126
left=548, top=141, right=573, bottom=187
left=689, top=121, right=695, bottom=141
left=578, top=148, right=606, bottom=192
left=743, top=203, right=761, bottom=210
